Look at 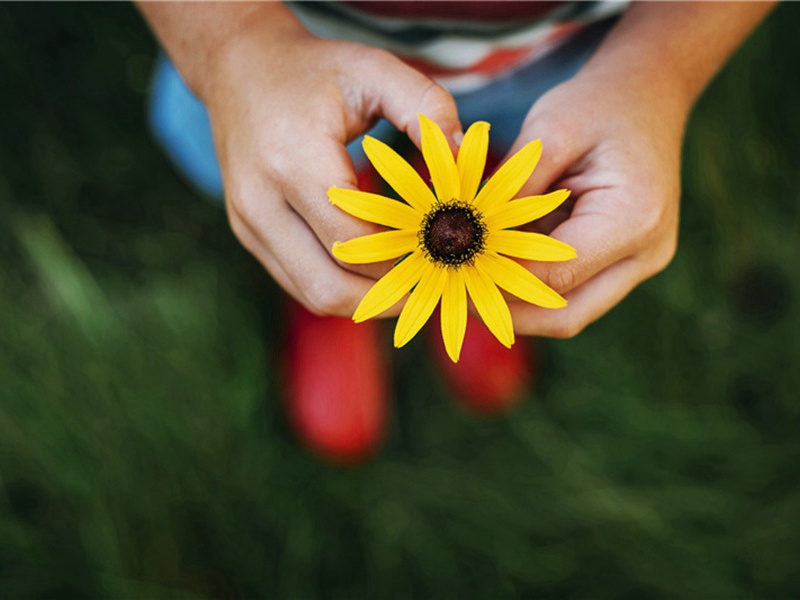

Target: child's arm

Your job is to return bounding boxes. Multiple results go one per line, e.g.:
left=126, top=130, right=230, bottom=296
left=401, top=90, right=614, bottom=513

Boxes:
left=503, top=2, right=776, bottom=338
left=138, top=2, right=462, bottom=316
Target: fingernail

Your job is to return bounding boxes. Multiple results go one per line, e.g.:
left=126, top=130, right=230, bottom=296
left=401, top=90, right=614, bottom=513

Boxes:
left=453, top=131, right=464, bottom=147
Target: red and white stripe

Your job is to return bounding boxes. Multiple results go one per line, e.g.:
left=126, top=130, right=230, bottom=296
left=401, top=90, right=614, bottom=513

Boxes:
left=289, top=1, right=628, bottom=93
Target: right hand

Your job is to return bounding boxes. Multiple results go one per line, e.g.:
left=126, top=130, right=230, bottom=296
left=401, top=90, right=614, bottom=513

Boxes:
left=198, top=12, right=462, bottom=316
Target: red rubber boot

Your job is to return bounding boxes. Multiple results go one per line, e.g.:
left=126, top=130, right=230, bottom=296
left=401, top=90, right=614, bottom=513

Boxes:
left=282, top=161, right=389, bottom=463
left=283, top=301, right=388, bottom=463
left=429, top=312, right=536, bottom=414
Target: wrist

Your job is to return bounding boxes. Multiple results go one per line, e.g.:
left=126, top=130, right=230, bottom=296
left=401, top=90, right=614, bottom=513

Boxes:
left=576, top=2, right=776, bottom=126
left=197, top=5, right=310, bottom=103
left=577, top=56, right=693, bottom=132
left=139, top=2, right=308, bottom=103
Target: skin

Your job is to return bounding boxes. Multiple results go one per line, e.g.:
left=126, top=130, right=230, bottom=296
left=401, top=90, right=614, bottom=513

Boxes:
left=139, top=1, right=775, bottom=338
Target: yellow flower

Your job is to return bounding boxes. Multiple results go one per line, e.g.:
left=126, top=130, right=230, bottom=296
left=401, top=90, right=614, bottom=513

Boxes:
left=329, top=114, right=575, bottom=362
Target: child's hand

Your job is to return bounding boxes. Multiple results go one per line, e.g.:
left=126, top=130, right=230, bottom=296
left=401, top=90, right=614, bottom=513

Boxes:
left=205, top=26, right=461, bottom=316
left=498, top=1, right=775, bottom=338
left=499, top=69, right=687, bottom=338
left=188, top=9, right=462, bottom=316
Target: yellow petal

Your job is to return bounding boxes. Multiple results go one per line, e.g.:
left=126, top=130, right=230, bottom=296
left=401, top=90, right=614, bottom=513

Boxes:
left=440, top=269, right=467, bottom=362
left=363, top=136, right=436, bottom=213
left=329, top=187, right=422, bottom=230
left=419, top=114, right=460, bottom=203
left=473, top=139, right=542, bottom=213
left=486, top=230, right=576, bottom=262
left=333, top=230, right=418, bottom=264
left=484, top=189, right=570, bottom=231
left=457, top=121, right=490, bottom=203
left=353, top=251, right=427, bottom=322
left=393, top=263, right=447, bottom=348
left=463, top=263, right=514, bottom=348
left=480, top=252, right=566, bottom=309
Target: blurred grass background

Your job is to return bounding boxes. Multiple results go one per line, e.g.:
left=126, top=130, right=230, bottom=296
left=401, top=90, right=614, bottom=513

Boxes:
left=1, top=3, right=799, bottom=599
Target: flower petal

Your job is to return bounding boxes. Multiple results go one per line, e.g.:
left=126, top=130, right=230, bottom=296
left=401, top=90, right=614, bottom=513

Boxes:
left=329, top=187, right=422, bottom=230
left=353, top=251, right=427, bottom=322
left=463, top=262, right=514, bottom=348
left=333, top=230, right=418, bottom=264
left=457, top=121, right=489, bottom=203
left=480, top=252, right=567, bottom=309
left=420, top=114, right=460, bottom=203
left=440, top=269, right=467, bottom=362
left=363, top=136, right=436, bottom=213
left=473, top=139, right=542, bottom=213
left=484, top=189, right=570, bottom=231
left=393, top=263, right=447, bottom=348
left=486, top=230, right=576, bottom=262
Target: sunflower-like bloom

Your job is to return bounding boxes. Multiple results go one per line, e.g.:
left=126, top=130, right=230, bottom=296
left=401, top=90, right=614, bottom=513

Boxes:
left=329, top=114, right=575, bottom=362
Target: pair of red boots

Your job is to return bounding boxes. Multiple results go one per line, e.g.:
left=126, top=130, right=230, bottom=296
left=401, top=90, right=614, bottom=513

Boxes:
left=281, top=157, right=537, bottom=463
left=283, top=301, right=536, bottom=463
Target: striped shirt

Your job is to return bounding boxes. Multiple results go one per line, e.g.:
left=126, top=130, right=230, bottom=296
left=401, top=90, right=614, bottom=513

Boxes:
left=289, top=1, right=628, bottom=93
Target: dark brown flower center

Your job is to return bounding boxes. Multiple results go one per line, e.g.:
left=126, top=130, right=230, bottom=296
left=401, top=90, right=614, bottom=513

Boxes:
left=420, top=201, right=487, bottom=267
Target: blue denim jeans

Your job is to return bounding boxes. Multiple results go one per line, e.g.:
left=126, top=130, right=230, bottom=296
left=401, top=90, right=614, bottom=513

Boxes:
left=149, top=18, right=616, bottom=200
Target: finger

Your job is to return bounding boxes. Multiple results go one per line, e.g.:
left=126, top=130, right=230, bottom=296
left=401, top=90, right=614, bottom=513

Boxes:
left=503, top=115, right=584, bottom=198
left=365, top=52, right=463, bottom=153
left=287, top=56, right=461, bottom=285
left=228, top=187, right=402, bottom=318
left=508, top=257, right=644, bottom=339
left=279, top=135, right=401, bottom=281
left=227, top=207, right=303, bottom=301
left=516, top=191, right=643, bottom=298
left=522, top=196, right=575, bottom=235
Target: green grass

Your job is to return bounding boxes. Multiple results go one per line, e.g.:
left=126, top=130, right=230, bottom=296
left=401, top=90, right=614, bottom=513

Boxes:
left=1, top=4, right=799, bottom=599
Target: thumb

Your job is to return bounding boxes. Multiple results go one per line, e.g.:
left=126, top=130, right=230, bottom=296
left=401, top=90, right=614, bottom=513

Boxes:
left=504, top=114, right=582, bottom=199
left=366, top=52, right=462, bottom=153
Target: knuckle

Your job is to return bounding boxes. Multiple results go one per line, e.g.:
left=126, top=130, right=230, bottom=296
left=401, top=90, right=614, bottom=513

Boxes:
left=360, top=47, right=407, bottom=82
left=303, top=281, right=353, bottom=317
left=225, top=198, right=254, bottom=243
left=426, top=81, right=456, bottom=108
left=632, top=184, right=679, bottom=243
left=330, top=38, right=368, bottom=61
left=227, top=211, right=248, bottom=244
left=226, top=180, right=260, bottom=222
left=416, top=80, right=457, bottom=123
left=636, top=203, right=666, bottom=240
left=651, top=237, right=678, bottom=275
left=545, top=266, right=577, bottom=295
left=261, top=147, right=292, bottom=183
left=233, top=200, right=263, bottom=233
left=549, top=315, right=584, bottom=339
left=228, top=195, right=251, bottom=225
left=370, top=46, right=400, bottom=68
